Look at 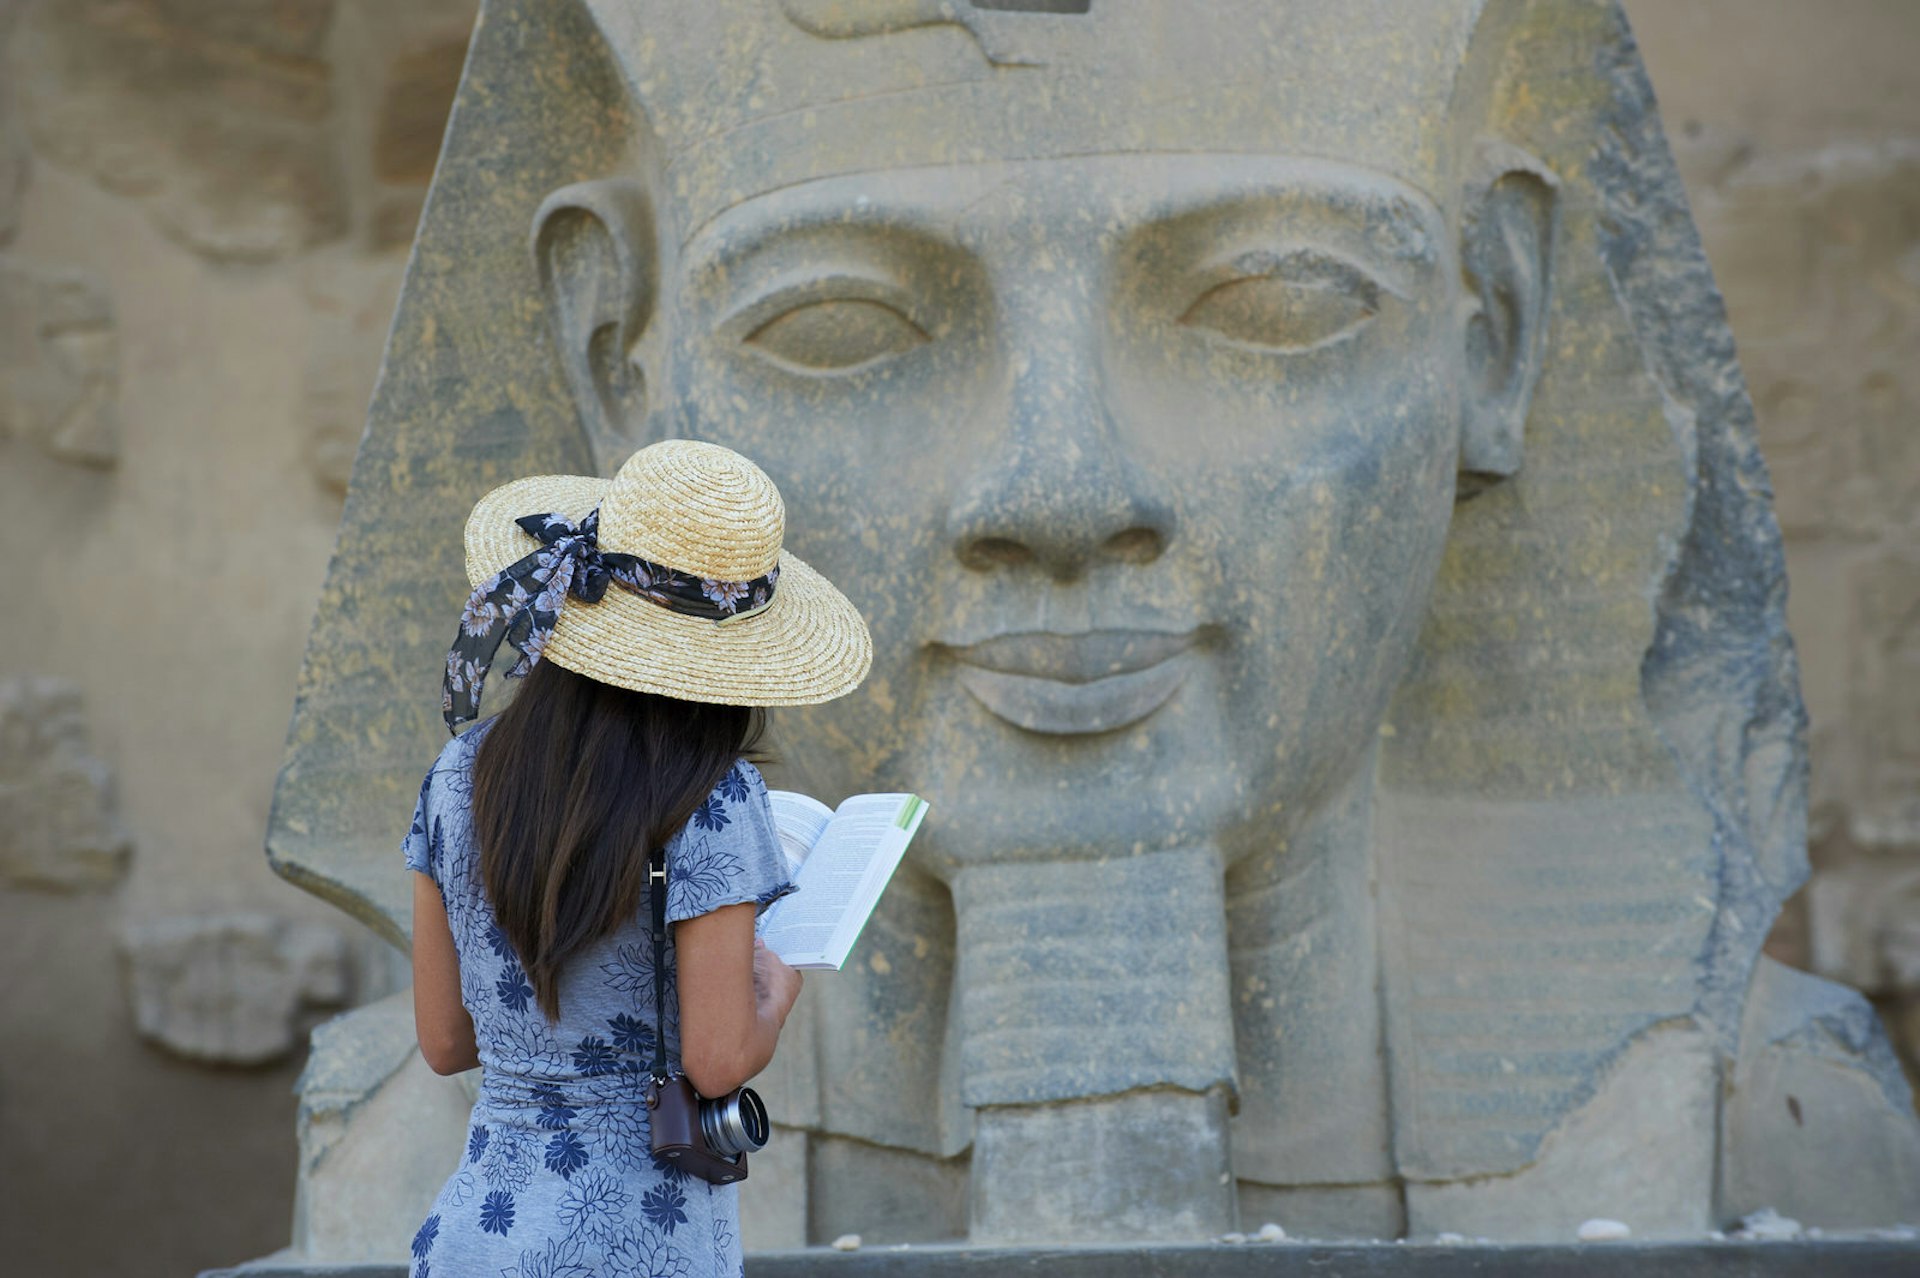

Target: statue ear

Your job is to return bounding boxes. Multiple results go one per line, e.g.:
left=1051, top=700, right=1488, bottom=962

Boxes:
left=1457, top=140, right=1558, bottom=495
left=532, top=180, right=657, bottom=470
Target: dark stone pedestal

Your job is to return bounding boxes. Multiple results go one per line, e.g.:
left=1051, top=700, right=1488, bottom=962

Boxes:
left=200, top=1239, right=1920, bottom=1278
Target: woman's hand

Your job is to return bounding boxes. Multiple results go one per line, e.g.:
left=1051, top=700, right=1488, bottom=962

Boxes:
left=753, top=937, right=804, bottom=1028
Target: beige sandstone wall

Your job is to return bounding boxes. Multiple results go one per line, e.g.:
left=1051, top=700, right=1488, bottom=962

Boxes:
left=0, top=2, right=475, bottom=1273
left=0, top=0, right=1912, bottom=1270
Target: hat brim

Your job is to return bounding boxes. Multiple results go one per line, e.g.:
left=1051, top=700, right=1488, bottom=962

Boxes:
left=464, top=474, right=872, bottom=707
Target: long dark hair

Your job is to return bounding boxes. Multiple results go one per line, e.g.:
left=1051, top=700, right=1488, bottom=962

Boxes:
left=471, top=659, right=763, bottom=1020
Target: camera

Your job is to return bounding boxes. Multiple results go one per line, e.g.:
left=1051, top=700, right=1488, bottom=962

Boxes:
left=647, top=1072, right=769, bottom=1185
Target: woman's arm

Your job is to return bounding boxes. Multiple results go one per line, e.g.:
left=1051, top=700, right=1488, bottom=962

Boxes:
left=675, top=902, right=803, bottom=1097
left=412, top=871, right=480, bottom=1075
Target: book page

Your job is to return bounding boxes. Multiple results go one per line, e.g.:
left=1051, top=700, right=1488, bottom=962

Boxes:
left=766, top=789, right=833, bottom=877
left=821, top=795, right=924, bottom=965
left=758, top=876, right=847, bottom=966
left=760, top=793, right=925, bottom=968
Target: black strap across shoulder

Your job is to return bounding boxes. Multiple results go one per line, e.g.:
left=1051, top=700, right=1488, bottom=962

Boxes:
left=648, top=844, right=670, bottom=1085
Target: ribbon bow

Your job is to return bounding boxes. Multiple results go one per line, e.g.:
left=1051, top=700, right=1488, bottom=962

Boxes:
left=443, top=507, right=779, bottom=731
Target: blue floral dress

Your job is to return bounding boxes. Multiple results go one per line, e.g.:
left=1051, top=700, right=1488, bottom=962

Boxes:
left=402, top=725, right=794, bottom=1278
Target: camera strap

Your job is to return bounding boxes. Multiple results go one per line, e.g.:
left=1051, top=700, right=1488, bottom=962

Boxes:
left=648, top=843, right=670, bottom=1086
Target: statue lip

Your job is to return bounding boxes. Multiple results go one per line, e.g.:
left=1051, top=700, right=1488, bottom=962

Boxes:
left=944, top=629, right=1199, bottom=735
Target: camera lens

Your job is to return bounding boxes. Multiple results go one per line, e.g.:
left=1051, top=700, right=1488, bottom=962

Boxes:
left=699, top=1087, right=770, bottom=1156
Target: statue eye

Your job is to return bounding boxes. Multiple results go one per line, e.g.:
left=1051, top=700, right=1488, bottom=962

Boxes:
left=744, top=298, right=930, bottom=372
left=1179, top=256, right=1380, bottom=353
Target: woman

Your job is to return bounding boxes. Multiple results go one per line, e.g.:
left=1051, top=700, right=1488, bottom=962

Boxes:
left=402, top=440, right=872, bottom=1278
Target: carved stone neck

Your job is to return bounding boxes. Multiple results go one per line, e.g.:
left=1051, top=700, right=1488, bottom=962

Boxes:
left=948, top=843, right=1238, bottom=1241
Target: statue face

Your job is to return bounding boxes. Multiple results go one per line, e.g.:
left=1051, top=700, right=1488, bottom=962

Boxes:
left=661, top=155, right=1466, bottom=870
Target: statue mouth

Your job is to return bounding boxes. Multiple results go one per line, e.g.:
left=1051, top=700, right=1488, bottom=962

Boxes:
left=944, top=630, right=1199, bottom=735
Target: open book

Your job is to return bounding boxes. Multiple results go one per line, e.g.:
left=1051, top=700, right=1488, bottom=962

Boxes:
left=759, top=790, right=928, bottom=970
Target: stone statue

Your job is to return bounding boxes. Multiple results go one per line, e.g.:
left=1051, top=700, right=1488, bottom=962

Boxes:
left=269, top=0, right=1920, bottom=1257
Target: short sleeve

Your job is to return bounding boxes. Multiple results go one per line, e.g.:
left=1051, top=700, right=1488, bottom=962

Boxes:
left=401, top=765, right=436, bottom=882
left=665, top=760, right=797, bottom=923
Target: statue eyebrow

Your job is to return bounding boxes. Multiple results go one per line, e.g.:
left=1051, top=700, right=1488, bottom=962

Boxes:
left=1139, top=185, right=1440, bottom=270
left=688, top=203, right=965, bottom=288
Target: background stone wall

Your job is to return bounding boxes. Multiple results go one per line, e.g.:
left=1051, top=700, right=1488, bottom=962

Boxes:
left=0, top=2, right=474, bottom=1273
left=0, top=1, right=1913, bottom=1272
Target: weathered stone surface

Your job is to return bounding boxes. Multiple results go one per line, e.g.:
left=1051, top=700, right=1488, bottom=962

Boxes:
left=1681, top=144, right=1920, bottom=547
left=1850, top=554, right=1920, bottom=850
left=1723, top=958, right=1920, bottom=1228
left=119, top=912, right=351, bottom=1064
left=807, top=1133, right=967, bottom=1248
left=328, top=0, right=479, bottom=250
left=0, top=254, right=118, bottom=465
left=297, top=247, right=408, bottom=494
left=0, top=113, right=24, bottom=249
left=739, top=1126, right=811, bottom=1253
left=0, top=888, right=309, bottom=1275
left=15, top=0, right=347, bottom=262
left=972, top=1089, right=1235, bottom=1244
left=0, top=675, right=130, bottom=890
left=1808, top=860, right=1920, bottom=997
left=269, top=0, right=1919, bottom=1253
left=8, top=0, right=475, bottom=260
left=0, top=0, right=29, bottom=246
left=290, top=991, right=473, bottom=1263
left=1404, top=1025, right=1719, bottom=1242
left=1235, top=1182, right=1405, bottom=1244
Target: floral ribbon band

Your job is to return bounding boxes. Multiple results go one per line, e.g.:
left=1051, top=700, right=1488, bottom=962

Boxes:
left=443, top=507, right=780, bottom=731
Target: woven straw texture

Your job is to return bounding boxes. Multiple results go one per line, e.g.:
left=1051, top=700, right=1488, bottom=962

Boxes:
left=463, top=441, right=871, bottom=707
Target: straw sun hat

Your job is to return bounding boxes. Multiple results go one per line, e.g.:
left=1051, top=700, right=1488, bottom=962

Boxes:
left=444, top=440, right=871, bottom=726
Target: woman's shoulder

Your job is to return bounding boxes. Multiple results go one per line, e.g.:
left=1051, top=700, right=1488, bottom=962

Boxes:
left=434, top=720, right=493, bottom=774
left=727, top=757, right=767, bottom=795
left=665, top=756, right=792, bottom=920
left=414, top=722, right=491, bottom=818
left=683, top=758, right=768, bottom=835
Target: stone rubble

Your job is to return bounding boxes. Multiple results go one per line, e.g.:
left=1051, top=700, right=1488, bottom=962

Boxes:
left=1576, top=1219, right=1633, bottom=1242
left=1730, top=1208, right=1806, bottom=1242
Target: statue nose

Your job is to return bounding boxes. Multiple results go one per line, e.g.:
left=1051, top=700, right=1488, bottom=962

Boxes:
left=946, top=361, right=1176, bottom=580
